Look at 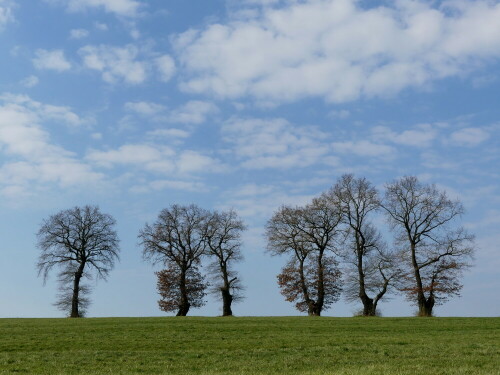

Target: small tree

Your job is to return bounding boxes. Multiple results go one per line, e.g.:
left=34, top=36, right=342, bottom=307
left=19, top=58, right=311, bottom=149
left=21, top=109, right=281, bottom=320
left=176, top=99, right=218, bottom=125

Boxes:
left=383, top=176, right=475, bottom=316
left=266, top=197, right=343, bottom=316
left=204, top=209, right=246, bottom=316
left=327, top=174, right=399, bottom=316
left=139, top=204, right=208, bottom=316
left=37, top=205, right=119, bottom=318
left=278, top=255, right=342, bottom=313
left=156, top=264, right=206, bottom=313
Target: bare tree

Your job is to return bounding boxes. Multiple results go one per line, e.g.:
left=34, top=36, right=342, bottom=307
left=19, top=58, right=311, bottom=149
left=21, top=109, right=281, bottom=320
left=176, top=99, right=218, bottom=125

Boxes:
left=383, top=176, right=475, bottom=316
left=139, top=204, right=209, bottom=316
left=327, top=174, right=399, bottom=316
left=37, top=205, right=119, bottom=318
left=204, top=209, right=246, bottom=316
left=266, top=197, right=343, bottom=316
left=156, top=264, right=206, bottom=313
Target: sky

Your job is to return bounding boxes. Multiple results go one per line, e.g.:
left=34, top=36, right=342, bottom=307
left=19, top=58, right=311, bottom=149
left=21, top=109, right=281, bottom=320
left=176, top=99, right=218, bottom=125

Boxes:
left=0, top=0, right=499, bottom=318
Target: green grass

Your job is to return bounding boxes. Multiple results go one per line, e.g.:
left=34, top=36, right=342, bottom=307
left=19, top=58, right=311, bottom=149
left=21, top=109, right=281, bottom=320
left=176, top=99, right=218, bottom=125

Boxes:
left=0, top=317, right=498, bottom=374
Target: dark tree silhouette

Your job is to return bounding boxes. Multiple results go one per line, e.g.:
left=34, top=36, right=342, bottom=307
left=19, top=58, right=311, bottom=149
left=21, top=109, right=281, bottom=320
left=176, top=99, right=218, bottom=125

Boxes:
left=266, top=197, right=343, bottom=316
left=383, top=176, right=475, bottom=317
left=326, top=174, right=399, bottom=316
left=204, top=209, right=246, bottom=316
left=139, top=204, right=209, bottom=316
left=36, top=205, right=119, bottom=318
left=156, top=264, right=206, bottom=313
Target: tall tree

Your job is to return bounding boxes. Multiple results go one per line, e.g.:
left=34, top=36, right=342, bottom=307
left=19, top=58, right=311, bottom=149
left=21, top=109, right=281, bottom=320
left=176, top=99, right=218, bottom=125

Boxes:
left=139, top=204, right=209, bottom=316
left=266, top=197, right=343, bottom=316
left=37, top=205, right=119, bottom=318
left=204, top=209, right=246, bottom=316
left=383, top=176, right=475, bottom=316
left=327, top=174, right=398, bottom=316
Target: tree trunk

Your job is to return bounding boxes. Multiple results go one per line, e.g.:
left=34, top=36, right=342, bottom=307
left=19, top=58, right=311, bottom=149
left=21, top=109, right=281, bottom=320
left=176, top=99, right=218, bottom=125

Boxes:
left=70, top=263, right=85, bottom=318
left=219, top=262, right=234, bottom=316
left=361, top=295, right=376, bottom=316
left=221, top=287, right=233, bottom=316
left=418, top=295, right=435, bottom=317
left=177, top=269, right=190, bottom=316
left=309, top=303, right=321, bottom=316
left=298, top=258, right=314, bottom=316
left=410, top=242, right=430, bottom=317
left=314, top=251, right=325, bottom=317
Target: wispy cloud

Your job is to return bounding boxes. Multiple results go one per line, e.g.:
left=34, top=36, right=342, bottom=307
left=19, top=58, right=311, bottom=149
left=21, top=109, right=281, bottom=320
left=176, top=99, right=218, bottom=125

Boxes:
left=450, top=128, right=490, bottom=147
left=69, top=28, right=89, bottom=39
left=0, top=94, right=102, bottom=197
left=33, top=49, right=72, bottom=72
left=222, top=118, right=331, bottom=169
left=51, top=0, right=143, bottom=17
left=0, top=0, right=13, bottom=30
left=79, top=44, right=147, bottom=84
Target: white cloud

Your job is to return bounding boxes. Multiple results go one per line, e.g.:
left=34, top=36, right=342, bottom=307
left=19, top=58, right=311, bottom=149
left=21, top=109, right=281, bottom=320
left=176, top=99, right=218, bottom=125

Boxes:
left=168, top=101, right=218, bottom=125
left=0, top=0, right=13, bottom=30
left=328, top=109, right=350, bottom=119
left=20, top=75, right=39, bottom=88
left=131, top=179, right=208, bottom=193
left=222, top=118, right=330, bottom=169
left=33, top=49, right=72, bottom=72
left=147, top=128, right=190, bottom=139
left=57, top=0, right=142, bottom=17
left=79, top=46, right=175, bottom=85
left=156, top=55, right=176, bottom=82
left=79, top=44, right=148, bottom=84
left=0, top=94, right=102, bottom=195
left=372, top=124, right=437, bottom=148
left=332, top=140, right=395, bottom=158
left=124, top=101, right=166, bottom=116
left=175, top=0, right=500, bottom=104
left=221, top=183, right=314, bottom=219
left=450, top=127, right=490, bottom=147
left=0, top=93, right=84, bottom=127
left=87, top=143, right=224, bottom=175
left=95, top=22, right=108, bottom=31
left=70, top=28, right=89, bottom=39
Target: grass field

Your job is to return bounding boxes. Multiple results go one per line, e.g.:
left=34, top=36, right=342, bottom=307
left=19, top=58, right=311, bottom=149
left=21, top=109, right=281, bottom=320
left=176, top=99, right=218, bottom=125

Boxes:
left=0, top=317, right=498, bottom=374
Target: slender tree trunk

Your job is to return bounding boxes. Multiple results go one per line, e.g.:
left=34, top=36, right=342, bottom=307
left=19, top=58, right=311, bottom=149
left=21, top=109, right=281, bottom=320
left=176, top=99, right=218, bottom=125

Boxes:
left=70, top=263, right=85, bottom=318
left=177, top=268, right=190, bottom=316
left=313, top=250, right=325, bottom=317
left=354, top=232, right=377, bottom=316
left=298, top=258, right=315, bottom=316
left=220, top=264, right=234, bottom=316
left=410, top=242, right=431, bottom=317
left=372, top=278, right=390, bottom=317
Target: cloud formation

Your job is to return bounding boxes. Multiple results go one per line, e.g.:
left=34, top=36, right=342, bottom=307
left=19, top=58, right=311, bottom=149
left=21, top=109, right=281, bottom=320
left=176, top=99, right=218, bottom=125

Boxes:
left=0, top=0, right=13, bottom=30
left=175, top=0, right=500, bottom=104
left=0, top=94, right=101, bottom=196
left=222, top=118, right=332, bottom=169
left=54, top=0, right=142, bottom=17
left=33, top=49, right=72, bottom=72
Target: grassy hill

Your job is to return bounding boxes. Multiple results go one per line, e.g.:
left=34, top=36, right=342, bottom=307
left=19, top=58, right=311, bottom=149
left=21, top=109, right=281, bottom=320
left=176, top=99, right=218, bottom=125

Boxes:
left=0, top=317, right=498, bottom=374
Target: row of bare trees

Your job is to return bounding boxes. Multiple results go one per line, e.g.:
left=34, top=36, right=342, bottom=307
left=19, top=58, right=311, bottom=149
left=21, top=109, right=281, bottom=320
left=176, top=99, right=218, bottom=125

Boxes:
left=36, top=205, right=246, bottom=317
left=35, top=175, right=474, bottom=318
left=266, top=175, right=475, bottom=317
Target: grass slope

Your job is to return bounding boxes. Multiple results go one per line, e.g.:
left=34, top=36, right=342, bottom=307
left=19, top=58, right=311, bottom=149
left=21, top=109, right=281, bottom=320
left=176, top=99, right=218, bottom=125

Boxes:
left=0, top=317, right=498, bottom=374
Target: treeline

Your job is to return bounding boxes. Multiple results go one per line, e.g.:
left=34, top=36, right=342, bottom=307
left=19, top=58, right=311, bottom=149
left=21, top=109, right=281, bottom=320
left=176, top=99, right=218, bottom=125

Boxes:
left=36, top=175, right=475, bottom=318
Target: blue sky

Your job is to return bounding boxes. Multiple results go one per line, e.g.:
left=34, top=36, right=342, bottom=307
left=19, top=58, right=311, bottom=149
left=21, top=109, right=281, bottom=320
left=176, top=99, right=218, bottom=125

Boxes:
left=0, top=0, right=499, bottom=318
